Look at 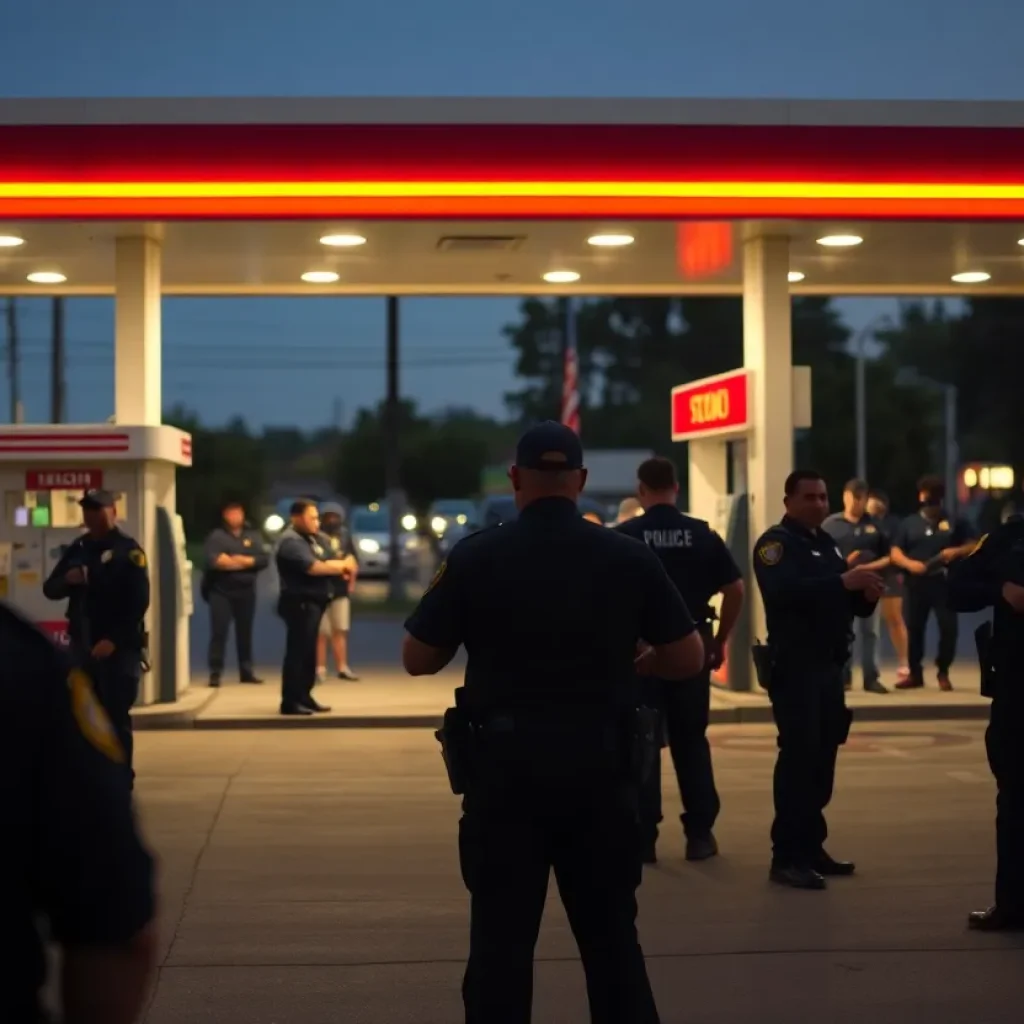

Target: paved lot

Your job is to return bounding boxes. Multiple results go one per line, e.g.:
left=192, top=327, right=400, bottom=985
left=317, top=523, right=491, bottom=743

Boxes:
left=107, top=722, right=1022, bottom=1023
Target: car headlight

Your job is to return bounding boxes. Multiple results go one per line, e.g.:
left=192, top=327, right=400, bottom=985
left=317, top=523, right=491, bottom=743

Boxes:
left=264, top=514, right=285, bottom=533
left=358, top=537, right=381, bottom=554
left=401, top=514, right=418, bottom=531
left=431, top=516, right=447, bottom=535
left=456, top=514, right=468, bottom=525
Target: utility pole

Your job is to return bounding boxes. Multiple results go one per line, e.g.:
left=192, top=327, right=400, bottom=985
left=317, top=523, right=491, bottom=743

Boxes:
left=384, top=297, right=403, bottom=603
left=5, top=297, right=22, bottom=423
left=51, top=296, right=66, bottom=422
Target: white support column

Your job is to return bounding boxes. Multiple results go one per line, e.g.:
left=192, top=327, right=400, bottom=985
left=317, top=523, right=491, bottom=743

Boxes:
left=743, top=234, right=793, bottom=641
left=114, top=236, right=162, bottom=426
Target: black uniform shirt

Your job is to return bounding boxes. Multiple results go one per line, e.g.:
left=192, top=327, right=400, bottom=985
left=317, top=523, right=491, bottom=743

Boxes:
left=822, top=512, right=889, bottom=566
left=319, top=527, right=356, bottom=598
left=203, top=525, right=270, bottom=594
left=404, top=496, right=696, bottom=711
left=753, top=515, right=876, bottom=659
left=0, top=604, right=155, bottom=1021
left=948, top=517, right=1024, bottom=679
left=893, top=510, right=975, bottom=579
left=275, top=526, right=331, bottom=602
left=42, top=527, right=150, bottom=651
left=615, top=503, right=741, bottom=623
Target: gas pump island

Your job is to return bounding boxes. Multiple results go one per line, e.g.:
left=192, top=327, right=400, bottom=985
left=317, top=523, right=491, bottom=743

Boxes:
left=671, top=367, right=812, bottom=692
left=0, top=424, right=194, bottom=704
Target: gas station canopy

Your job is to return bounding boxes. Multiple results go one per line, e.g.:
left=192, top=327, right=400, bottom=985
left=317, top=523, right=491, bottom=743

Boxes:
left=2, top=96, right=1024, bottom=296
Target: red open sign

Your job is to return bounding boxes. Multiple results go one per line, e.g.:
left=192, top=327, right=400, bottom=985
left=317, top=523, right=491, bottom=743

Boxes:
left=671, top=370, right=752, bottom=441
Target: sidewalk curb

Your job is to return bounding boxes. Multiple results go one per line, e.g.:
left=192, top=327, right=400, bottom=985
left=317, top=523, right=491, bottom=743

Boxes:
left=132, top=688, right=221, bottom=730
left=135, top=701, right=990, bottom=731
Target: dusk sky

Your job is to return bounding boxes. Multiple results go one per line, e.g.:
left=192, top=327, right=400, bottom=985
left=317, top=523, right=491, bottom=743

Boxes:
left=2, top=1, right=1021, bottom=430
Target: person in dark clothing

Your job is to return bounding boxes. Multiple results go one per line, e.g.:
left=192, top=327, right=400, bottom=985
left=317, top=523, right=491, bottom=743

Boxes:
left=948, top=516, right=1024, bottom=931
left=752, top=469, right=884, bottom=890
left=890, top=475, right=977, bottom=691
left=1, top=601, right=157, bottom=1024
left=402, top=421, right=705, bottom=1024
left=616, top=455, right=745, bottom=863
left=43, top=489, right=150, bottom=787
left=822, top=478, right=891, bottom=694
left=203, top=500, right=270, bottom=687
left=274, top=500, right=355, bottom=716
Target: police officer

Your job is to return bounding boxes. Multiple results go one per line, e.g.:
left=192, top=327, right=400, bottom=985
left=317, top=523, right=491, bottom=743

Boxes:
left=402, top=421, right=704, bottom=1024
left=616, top=456, right=744, bottom=863
left=43, top=489, right=149, bottom=785
left=274, top=500, right=355, bottom=716
left=822, top=478, right=891, bottom=694
left=890, top=476, right=977, bottom=690
left=202, top=499, right=270, bottom=687
left=1, top=602, right=157, bottom=1022
left=948, top=517, right=1024, bottom=931
left=752, top=469, right=884, bottom=890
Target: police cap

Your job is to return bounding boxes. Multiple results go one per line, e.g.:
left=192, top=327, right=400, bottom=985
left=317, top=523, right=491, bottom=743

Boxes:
left=79, top=488, right=116, bottom=509
left=515, top=420, right=584, bottom=472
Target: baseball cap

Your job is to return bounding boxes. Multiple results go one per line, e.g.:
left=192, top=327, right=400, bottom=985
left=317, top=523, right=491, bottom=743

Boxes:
left=79, top=488, right=115, bottom=509
left=514, top=421, right=584, bottom=471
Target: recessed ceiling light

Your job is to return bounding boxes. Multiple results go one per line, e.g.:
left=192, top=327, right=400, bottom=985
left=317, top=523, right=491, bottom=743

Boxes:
left=26, top=271, right=66, bottom=284
left=543, top=270, right=581, bottom=284
left=0, top=235, right=25, bottom=247
left=320, top=234, right=367, bottom=247
left=951, top=271, right=991, bottom=284
left=816, top=234, right=863, bottom=248
left=301, top=271, right=340, bottom=284
left=587, top=233, right=635, bottom=247
left=787, top=271, right=806, bottom=283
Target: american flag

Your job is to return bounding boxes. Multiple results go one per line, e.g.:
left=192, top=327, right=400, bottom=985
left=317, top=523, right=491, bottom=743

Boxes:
left=560, top=297, right=580, bottom=435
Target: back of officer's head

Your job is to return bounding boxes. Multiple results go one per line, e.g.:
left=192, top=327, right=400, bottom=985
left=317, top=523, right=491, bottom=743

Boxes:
left=917, top=475, right=945, bottom=508
left=509, top=421, right=587, bottom=508
left=783, top=469, right=829, bottom=529
left=636, top=457, right=679, bottom=508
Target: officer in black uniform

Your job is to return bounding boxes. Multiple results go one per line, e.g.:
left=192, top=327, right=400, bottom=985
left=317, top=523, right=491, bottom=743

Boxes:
left=948, top=516, right=1024, bottom=931
left=274, top=499, right=354, bottom=716
left=402, top=421, right=705, bottom=1024
left=890, top=476, right=977, bottom=691
left=202, top=499, right=270, bottom=687
left=752, top=469, right=884, bottom=890
left=43, top=489, right=149, bottom=786
left=1, top=602, right=157, bottom=1023
left=616, top=456, right=744, bottom=864
left=822, top=478, right=891, bottom=694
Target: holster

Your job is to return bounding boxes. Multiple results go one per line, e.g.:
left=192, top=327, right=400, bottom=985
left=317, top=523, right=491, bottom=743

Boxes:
left=435, top=687, right=476, bottom=795
left=751, top=640, right=775, bottom=691
left=975, top=621, right=996, bottom=699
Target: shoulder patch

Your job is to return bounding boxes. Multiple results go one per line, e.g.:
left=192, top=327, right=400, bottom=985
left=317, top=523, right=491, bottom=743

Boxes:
left=426, top=560, right=447, bottom=592
left=865, top=524, right=877, bottom=533
left=968, top=533, right=988, bottom=557
left=128, top=548, right=147, bottom=568
left=67, top=668, right=124, bottom=763
left=757, top=540, right=783, bottom=566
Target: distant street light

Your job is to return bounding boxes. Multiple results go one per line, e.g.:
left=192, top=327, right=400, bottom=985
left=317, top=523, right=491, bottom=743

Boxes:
left=895, top=367, right=959, bottom=516
left=854, top=314, right=893, bottom=483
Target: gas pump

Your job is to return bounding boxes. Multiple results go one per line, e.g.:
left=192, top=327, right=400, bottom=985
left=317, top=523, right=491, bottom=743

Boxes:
left=671, top=366, right=811, bottom=692
left=0, top=424, right=193, bottom=703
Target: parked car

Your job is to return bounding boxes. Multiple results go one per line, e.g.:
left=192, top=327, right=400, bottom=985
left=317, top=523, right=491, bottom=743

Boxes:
left=428, top=498, right=477, bottom=539
left=350, top=502, right=420, bottom=579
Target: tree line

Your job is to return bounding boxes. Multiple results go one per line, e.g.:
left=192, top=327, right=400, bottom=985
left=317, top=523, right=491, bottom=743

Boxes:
left=166, top=296, right=1024, bottom=538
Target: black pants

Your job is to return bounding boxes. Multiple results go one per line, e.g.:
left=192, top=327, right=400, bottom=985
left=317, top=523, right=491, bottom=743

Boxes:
left=768, top=662, right=852, bottom=866
left=904, top=579, right=958, bottom=677
left=638, top=669, right=720, bottom=844
left=208, top=588, right=257, bottom=676
left=279, top=596, right=324, bottom=709
left=986, top=696, right=1024, bottom=913
left=459, top=780, right=659, bottom=1024
left=91, top=651, right=142, bottom=790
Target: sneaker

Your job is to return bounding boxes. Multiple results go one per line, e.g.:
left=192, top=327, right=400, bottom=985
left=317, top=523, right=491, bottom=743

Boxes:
left=895, top=674, right=924, bottom=690
left=338, top=668, right=360, bottom=681
left=896, top=666, right=911, bottom=684
left=864, top=679, right=889, bottom=694
left=937, top=671, right=954, bottom=692
left=314, top=668, right=327, bottom=684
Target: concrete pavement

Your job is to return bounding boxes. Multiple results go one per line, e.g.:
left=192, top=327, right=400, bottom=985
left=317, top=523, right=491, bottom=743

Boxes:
left=111, top=723, right=1021, bottom=1023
